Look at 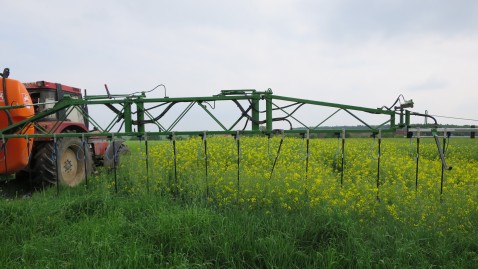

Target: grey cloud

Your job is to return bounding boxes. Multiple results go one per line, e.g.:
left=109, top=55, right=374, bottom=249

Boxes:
left=407, top=76, right=449, bottom=92
left=298, top=0, right=478, bottom=41
left=1, top=0, right=477, bottom=127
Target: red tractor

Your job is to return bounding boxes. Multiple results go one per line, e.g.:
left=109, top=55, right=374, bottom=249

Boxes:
left=0, top=68, right=126, bottom=187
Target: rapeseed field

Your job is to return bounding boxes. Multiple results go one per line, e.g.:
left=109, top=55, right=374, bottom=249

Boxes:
left=111, top=136, right=478, bottom=233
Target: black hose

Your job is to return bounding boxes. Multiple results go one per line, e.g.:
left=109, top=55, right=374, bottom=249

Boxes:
left=410, top=112, right=438, bottom=127
left=232, top=100, right=296, bottom=129
left=1, top=68, right=9, bottom=106
left=1, top=68, right=13, bottom=126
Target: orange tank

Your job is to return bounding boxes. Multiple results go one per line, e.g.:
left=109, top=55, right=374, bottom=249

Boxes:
left=0, top=78, right=35, bottom=174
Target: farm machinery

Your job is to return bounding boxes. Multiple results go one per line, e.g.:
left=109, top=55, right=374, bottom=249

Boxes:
left=0, top=67, right=455, bottom=190
left=0, top=68, right=127, bottom=187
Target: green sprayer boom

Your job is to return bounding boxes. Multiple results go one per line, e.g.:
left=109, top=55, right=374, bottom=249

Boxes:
left=1, top=88, right=413, bottom=139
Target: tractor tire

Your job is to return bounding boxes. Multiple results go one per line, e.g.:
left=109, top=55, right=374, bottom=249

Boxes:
left=32, top=138, right=93, bottom=187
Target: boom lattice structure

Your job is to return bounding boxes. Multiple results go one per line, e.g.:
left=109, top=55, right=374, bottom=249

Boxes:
left=1, top=89, right=412, bottom=139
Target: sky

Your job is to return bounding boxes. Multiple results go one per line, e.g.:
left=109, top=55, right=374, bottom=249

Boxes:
left=2, top=0, right=478, bottom=132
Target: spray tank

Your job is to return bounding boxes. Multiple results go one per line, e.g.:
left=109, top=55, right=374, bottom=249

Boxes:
left=0, top=68, right=35, bottom=174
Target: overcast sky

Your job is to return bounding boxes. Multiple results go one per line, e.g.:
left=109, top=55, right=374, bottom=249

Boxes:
left=2, top=0, right=478, bottom=131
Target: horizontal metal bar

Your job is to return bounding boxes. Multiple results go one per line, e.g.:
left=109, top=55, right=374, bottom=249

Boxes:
left=139, top=95, right=261, bottom=103
left=271, top=95, right=395, bottom=115
left=408, top=136, right=473, bottom=139
left=0, top=127, right=398, bottom=139
left=408, top=128, right=477, bottom=132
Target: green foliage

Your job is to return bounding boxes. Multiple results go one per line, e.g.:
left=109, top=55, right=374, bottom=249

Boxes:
left=1, top=188, right=477, bottom=268
left=1, top=137, right=478, bottom=268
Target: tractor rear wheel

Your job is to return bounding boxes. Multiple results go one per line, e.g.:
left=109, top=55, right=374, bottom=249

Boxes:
left=32, top=137, right=93, bottom=187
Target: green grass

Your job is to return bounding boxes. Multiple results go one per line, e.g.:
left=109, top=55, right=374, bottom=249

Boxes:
left=1, top=184, right=477, bottom=268
left=2, top=137, right=478, bottom=268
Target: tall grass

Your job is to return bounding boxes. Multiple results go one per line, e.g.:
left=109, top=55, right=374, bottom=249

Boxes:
left=1, top=184, right=477, bottom=268
left=1, top=137, right=478, bottom=268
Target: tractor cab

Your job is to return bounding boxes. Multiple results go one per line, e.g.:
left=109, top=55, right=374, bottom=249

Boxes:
left=23, top=81, right=89, bottom=131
